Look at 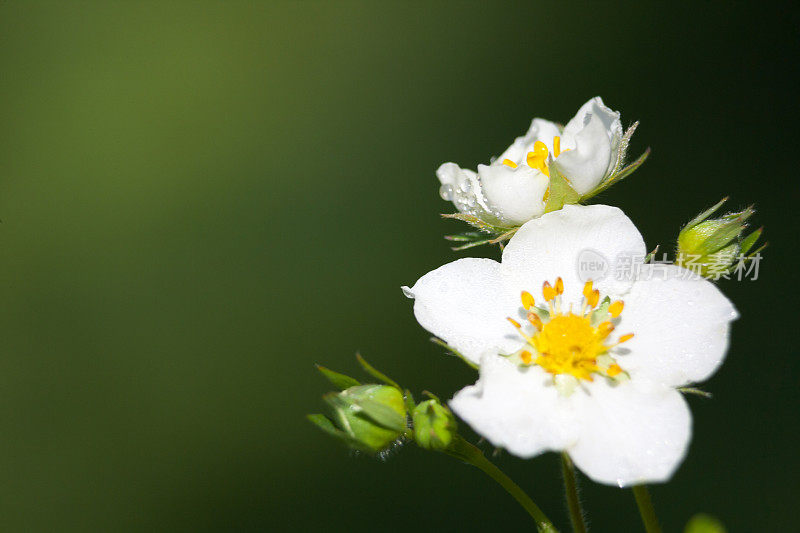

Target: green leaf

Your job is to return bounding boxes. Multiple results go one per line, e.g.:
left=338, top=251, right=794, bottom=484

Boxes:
left=684, top=197, right=728, bottom=229
left=355, top=353, right=401, bottom=389
left=315, top=364, right=360, bottom=390
left=430, top=337, right=479, bottom=370
left=684, top=513, right=727, bottom=533
left=544, top=161, right=580, bottom=213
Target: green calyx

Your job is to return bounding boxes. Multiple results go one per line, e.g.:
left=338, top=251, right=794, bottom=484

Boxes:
left=412, top=396, right=457, bottom=451
left=675, top=197, right=765, bottom=278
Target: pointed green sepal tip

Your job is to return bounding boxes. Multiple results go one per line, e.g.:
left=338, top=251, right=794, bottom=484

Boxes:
left=544, top=161, right=580, bottom=213
left=312, top=384, right=408, bottom=454
left=684, top=513, right=727, bottom=533
left=412, top=398, right=458, bottom=451
left=315, top=364, right=360, bottom=390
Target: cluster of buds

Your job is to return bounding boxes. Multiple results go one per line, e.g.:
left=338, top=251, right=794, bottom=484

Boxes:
left=675, top=197, right=765, bottom=280
left=308, top=355, right=456, bottom=456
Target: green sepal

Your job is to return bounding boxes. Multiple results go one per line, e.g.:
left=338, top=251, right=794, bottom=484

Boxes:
left=544, top=161, right=580, bottom=213
left=684, top=513, right=727, bottom=533
left=590, top=297, right=611, bottom=326
left=315, top=364, right=360, bottom=390
left=581, top=147, right=650, bottom=200
left=307, top=413, right=348, bottom=439
left=684, top=197, right=728, bottom=229
left=355, top=353, right=401, bottom=389
left=353, top=397, right=408, bottom=432
left=678, top=387, right=713, bottom=398
left=441, top=212, right=514, bottom=234
left=739, top=226, right=763, bottom=255
left=430, top=337, right=479, bottom=370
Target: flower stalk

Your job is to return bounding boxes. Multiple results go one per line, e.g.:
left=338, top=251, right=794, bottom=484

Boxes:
left=560, top=453, right=587, bottom=533
left=632, top=485, right=662, bottom=533
left=445, top=435, right=558, bottom=532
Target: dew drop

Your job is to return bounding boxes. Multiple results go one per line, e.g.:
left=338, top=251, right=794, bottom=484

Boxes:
left=439, top=184, right=454, bottom=201
left=401, top=286, right=414, bottom=299
left=460, top=180, right=472, bottom=193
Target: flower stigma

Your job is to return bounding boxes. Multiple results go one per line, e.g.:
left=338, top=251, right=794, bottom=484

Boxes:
left=506, top=277, right=633, bottom=395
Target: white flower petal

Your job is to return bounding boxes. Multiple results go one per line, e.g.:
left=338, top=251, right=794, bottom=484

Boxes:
left=554, top=113, right=613, bottom=195
left=502, top=205, right=646, bottom=303
left=450, top=356, right=579, bottom=456
left=568, top=381, right=691, bottom=486
left=561, top=96, right=622, bottom=147
left=617, top=264, right=738, bottom=388
left=405, top=258, right=522, bottom=365
left=478, top=164, right=549, bottom=226
left=498, top=118, right=562, bottom=165
left=436, top=162, right=477, bottom=189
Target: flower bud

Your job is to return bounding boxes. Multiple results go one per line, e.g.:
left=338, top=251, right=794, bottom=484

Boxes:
left=676, top=198, right=763, bottom=279
left=310, top=384, right=408, bottom=454
left=412, top=398, right=457, bottom=451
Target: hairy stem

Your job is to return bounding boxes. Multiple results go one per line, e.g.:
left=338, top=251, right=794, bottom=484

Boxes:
left=560, top=453, right=587, bottom=533
left=445, top=436, right=558, bottom=532
left=632, top=485, right=661, bottom=533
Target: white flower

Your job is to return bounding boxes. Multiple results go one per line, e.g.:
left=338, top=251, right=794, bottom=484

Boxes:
left=437, top=97, right=625, bottom=226
left=402, top=205, right=737, bottom=486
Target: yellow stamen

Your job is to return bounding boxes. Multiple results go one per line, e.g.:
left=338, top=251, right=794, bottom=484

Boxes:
left=520, top=350, right=532, bottom=365
left=554, top=136, right=562, bottom=157
left=507, top=317, right=521, bottom=329
left=597, top=321, right=615, bottom=338
left=607, top=364, right=623, bottom=377
left=502, top=159, right=518, bottom=169
left=526, top=141, right=550, bottom=176
left=555, top=277, right=564, bottom=295
left=609, top=300, right=624, bottom=318
left=542, top=281, right=557, bottom=302
left=582, top=280, right=593, bottom=300
left=521, top=291, right=535, bottom=310
left=618, top=333, right=635, bottom=343
left=527, top=312, right=543, bottom=331
left=588, top=289, right=600, bottom=308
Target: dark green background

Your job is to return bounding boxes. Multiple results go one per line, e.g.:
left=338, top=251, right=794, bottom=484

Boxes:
left=0, top=1, right=796, bottom=531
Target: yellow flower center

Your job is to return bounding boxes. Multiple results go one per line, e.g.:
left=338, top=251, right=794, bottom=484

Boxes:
left=502, top=136, right=569, bottom=177
left=507, top=278, right=633, bottom=385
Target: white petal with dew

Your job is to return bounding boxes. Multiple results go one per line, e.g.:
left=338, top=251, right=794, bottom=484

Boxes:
left=568, top=380, right=691, bottom=486
left=404, top=258, right=522, bottom=365
left=617, top=264, right=738, bottom=388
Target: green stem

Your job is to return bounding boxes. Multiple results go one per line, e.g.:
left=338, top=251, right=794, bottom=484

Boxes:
left=560, top=453, right=587, bottom=533
left=632, top=485, right=661, bottom=533
left=445, top=436, right=558, bottom=532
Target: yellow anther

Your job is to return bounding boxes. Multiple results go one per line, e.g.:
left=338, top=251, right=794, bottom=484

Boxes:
left=507, top=317, right=522, bottom=329
left=554, top=136, right=562, bottom=157
left=526, top=141, right=550, bottom=176
left=607, top=364, right=623, bottom=377
left=527, top=312, right=543, bottom=331
left=582, top=280, right=593, bottom=300
left=520, top=350, right=532, bottom=365
left=521, top=291, right=535, bottom=310
left=502, top=159, right=518, bottom=169
left=588, top=289, right=600, bottom=308
left=542, top=281, right=557, bottom=302
left=609, top=300, right=624, bottom=318
left=618, top=333, right=635, bottom=343
left=555, top=277, right=564, bottom=295
left=597, top=321, right=615, bottom=338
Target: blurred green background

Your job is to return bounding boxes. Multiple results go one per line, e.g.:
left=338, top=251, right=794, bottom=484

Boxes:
left=0, top=1, right=796, bottom=531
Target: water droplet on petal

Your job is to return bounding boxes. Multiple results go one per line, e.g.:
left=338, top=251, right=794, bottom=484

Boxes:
left=460, top=180, right=472, bottom=193
left=439, top=184, right=454, bottom=201
left=401, top=286, right=414, bottom=299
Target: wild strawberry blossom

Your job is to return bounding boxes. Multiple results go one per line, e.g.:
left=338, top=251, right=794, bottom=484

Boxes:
left=437, top=97, right=632, bottom=226
left=403, top=204, right=738, bottom=486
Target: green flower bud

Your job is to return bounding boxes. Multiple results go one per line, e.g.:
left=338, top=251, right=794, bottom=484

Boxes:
left=412, top=398, right=457, bottom=451
left=675, top=197, right=764, bottom=279
left=684, top=513, right=727, bottom=533
left=309, top=384, right=408, bottom=454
